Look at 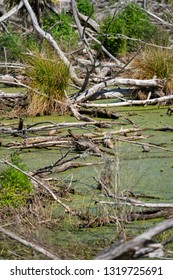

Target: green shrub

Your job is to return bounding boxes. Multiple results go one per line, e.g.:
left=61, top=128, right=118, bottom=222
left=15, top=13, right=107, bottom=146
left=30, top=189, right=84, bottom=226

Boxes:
left=0, top=154, right=33, bottom=208
left=0, top=30, right=23, bottom=61
left=22, top=33, right=40, bottom=52
left=77, top=0, right=94, bottom=16
left=25, top=50, right=70, bottom=116
left=41, top=12, right=78, bottom=51
left=99, top=3, right=157, bottom=55
left=0, top=27, right=39, bottom=61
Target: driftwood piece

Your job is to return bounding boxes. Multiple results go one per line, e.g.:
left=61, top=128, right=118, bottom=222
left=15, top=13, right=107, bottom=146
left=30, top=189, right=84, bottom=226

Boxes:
left=0, top=91, right=26, bottom=99
left=0, top=122, right=109, bottom=137
left=0, top=226, right=59, bottom=260
left=155, top=126, right=173, bottom=132
left=95, top=218, right=173, bottom=259
left=74, top=78, right=164, bottom=103
left=69, top=104, right=93, bottom=122
left=80, top=94, right=173, bottom=108
left=0, top=1, right=23, bottom=23
left=78, top=11, right=100, bottom=32
left=0, top=74, right=26, bottom=85
left=33, top=152, right=81, bottom=175
left=99, top=199, right=173, bottom=208
left=68, top=129, right=101, bottom=154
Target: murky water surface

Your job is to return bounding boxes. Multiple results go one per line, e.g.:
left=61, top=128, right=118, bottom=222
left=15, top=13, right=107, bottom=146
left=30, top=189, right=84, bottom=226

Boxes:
left=0, top=103, right=173, bottom=259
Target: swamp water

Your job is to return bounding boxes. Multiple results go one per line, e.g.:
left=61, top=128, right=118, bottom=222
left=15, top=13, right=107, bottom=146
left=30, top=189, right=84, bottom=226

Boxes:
left=0, top=105, right=173, bottom=259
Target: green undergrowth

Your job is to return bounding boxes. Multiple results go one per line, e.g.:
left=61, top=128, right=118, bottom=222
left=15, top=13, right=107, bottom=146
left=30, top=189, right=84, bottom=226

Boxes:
left=0, top=153, right=33, bottom=208
left=98, top=2, right=168, bottom=56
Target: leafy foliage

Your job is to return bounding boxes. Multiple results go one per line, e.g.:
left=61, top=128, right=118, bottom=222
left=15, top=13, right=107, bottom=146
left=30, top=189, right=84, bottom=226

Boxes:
left=77, top=0, right=94, bottom=17
left=25, top=50, right=70, bottom=116
left=0, top=154, right=33, bottom=208
left=41, top=12, right=79, bottom=51
left=99, top=3, right=157, bottom=55
left=0, top=28, right=23, bottom=61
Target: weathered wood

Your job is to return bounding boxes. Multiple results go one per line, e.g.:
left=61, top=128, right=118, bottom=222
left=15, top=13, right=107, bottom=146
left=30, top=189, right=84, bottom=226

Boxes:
left=80, top=94, right=173, bottom=108
left=79, top=108, right=120, bottom=119
left=0, top=226, right=59, bottom=260
left=0, top=74, right=26, bottom=85
left=155, top=126, right=173, bottom=132
left=95, top=218, right=173, bottom=259
left=78, top=11, right=100, bottom=32
left=69, top=104, right=93, bottom=122
left=0, top=91, right=26, bottom=99
left=0, top=1, right=23, bottom=23
left=68, top=129, right=101, bottom=154
left=74, top=78, right=164, bottom=103
left=22, top=0, right=82, bottom=85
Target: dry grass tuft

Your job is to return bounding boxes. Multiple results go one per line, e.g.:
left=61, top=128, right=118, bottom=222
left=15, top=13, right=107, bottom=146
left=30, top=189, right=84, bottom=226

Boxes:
left=24, top=51, right=70, bottom=116
left=129, top=46, right=173, bottom=94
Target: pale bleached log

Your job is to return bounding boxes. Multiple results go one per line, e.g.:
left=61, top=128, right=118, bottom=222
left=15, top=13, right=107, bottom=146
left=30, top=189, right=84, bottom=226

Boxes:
left=95, top=218, right=173, bottom=259
left=78, top=11, right=100, bottom=32
left=99, top=200, right=173, bottom=208
left=80, top=94, right=173, bottom=108
left=0, top=1, right=23, bottom=22
left=0, top=91, right=26, bottom=99
left=74, top=78, right=164, bottom=103
left=69, top=104, right=94, bottom=122
left=0, top=74, right=26, bottom=85
left=0, top=226, right=59, bottom=260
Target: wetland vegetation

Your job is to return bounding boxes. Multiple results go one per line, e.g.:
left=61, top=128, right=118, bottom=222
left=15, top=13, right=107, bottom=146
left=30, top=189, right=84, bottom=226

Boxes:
left=1, top=0, right=173, bottom=260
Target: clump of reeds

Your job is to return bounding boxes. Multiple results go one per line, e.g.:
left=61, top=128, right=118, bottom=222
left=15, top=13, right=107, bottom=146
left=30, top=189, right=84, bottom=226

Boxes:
left=25, top=51, right=69, bottom=116
left=130, top=46, right=173, bottom=94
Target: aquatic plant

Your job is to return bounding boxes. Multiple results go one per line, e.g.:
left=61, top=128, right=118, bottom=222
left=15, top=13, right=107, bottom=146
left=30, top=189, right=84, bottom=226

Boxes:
left=25, top=50, right=70, bottom=116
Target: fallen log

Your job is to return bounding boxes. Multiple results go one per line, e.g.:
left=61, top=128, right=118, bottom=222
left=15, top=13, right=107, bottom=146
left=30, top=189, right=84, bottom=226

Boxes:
left=78, top=108, right=120, bottom=119
left=0, top=120, right=117, bottom=136
left=68, top=129, right=101, bottom=153
left=73, top=78, right=164, bottom=103
left=155, top=126, right=173, bottom=132
left=95, top=218, right=173, bottom=259
left=80, top=94, right=173, bottom=108
left=0, top=74, right=27, bottom=85
left=0, top=1, right=23, bottom=23
left=0, top=91, right=27, bottom=99
left=0, top=226, right=59, bottom=260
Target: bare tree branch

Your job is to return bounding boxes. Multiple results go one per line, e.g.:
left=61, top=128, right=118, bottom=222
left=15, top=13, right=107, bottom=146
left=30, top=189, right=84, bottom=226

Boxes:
left=22, top=0, right=82, bottom=85
left=0, top=1, right=23, bottom=22
left=95, top=218, right=173, bottom=259
left=0, top=226, right=60, bottom=260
